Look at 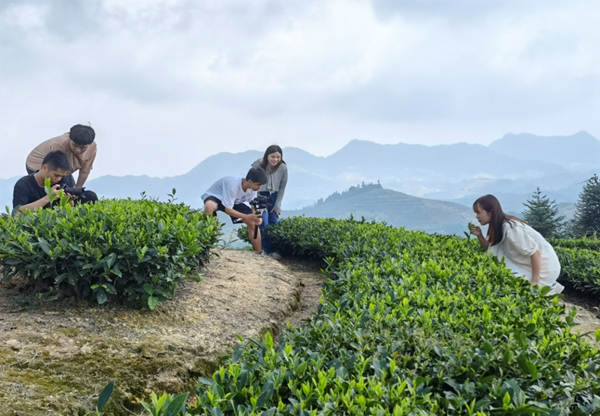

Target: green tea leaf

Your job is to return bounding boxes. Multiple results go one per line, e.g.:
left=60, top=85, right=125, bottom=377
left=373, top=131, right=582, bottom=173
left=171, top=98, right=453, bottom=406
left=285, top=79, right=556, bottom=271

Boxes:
left=96, top=380, right=114, bottom=411
left=148, top=296, right=159, bottom=310
left=163, top=392, right=188, bottom=416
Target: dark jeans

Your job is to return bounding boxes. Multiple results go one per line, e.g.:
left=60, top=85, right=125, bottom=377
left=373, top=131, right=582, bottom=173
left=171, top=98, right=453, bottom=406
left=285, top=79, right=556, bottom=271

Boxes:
left=259, top=191, right=280, bottom=253
left=26, top=164, right=76, bottom=187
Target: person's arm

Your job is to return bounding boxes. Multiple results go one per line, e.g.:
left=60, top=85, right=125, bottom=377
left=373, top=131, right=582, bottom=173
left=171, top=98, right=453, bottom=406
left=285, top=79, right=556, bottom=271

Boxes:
left=469, top=225, right=489, bottom=250
left=14, top=185, right=60, bottom=214
left=75, top=170, right=90, bottom=188
left=221, top=184, right=261, bottom=224
left=272, top=165, right=288, bottom=215
left=76, top=144, right=96, bottom=188
left=223, top=207, right=262, bottom=224
left=530, top=250, right=542, bottom=285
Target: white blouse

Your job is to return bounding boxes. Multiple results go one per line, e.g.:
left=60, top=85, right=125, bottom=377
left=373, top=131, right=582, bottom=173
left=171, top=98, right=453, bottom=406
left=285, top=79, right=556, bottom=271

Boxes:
left=489, top=220, right=563, bottom=295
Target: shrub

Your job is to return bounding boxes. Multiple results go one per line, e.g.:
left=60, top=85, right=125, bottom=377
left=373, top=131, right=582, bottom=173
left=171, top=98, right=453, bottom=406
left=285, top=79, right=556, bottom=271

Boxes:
left=176, top=217, right=600, bottom=415
left=0, top=199, right=222, bottom=308
left=556, top=247, right=600, bottom=295
left=548, top=237, right=600, bottom=252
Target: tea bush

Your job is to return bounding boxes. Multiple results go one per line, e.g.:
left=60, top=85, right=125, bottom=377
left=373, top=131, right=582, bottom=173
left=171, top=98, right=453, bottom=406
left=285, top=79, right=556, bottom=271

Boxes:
left=158, top=217, right=600, bottom=415
left=556, top=247, right=600, bottom=295
left=549, top=238, right=600, bottom=252
left=0, top=199, right=222, bottom=308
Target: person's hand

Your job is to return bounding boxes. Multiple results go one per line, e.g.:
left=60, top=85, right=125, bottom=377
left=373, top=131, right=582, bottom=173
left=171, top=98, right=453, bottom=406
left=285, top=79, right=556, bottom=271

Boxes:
left=246, top=212, right=262, bottom=225
left=50, top=184, right=62, bottom=195
left=470, top=224, right=483, bottom=237
left=530, top=276, right=541, bottom=286
left=270, top=209, right=282, bottom=217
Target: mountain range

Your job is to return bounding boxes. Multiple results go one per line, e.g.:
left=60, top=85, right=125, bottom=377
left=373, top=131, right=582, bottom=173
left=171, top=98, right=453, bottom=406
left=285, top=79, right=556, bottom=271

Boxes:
left=0, top=131, right=598, bottom=232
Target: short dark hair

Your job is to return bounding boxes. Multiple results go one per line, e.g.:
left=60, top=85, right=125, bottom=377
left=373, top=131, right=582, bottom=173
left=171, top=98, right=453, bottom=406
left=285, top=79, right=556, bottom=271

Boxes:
left=42, top=150, right=72, bottom=172
left=70, top=124, right=95, bottom=146
left=246, top=167, right=267, bottom=184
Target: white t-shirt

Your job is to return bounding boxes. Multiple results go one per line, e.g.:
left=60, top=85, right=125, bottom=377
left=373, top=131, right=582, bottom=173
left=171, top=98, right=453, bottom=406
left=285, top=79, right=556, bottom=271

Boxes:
left=201, top=176, right=256, bottom=209
left=489, top=221, right=563, bottom=295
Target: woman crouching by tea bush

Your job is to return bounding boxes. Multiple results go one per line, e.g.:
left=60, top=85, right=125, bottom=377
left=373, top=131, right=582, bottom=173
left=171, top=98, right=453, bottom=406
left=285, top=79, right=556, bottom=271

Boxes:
left=470, top=194, right=564, bottom=295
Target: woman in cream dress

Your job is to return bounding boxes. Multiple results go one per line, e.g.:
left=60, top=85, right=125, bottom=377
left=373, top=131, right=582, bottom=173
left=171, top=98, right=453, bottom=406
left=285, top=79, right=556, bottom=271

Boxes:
left=469, top=194, right=563, bottom=295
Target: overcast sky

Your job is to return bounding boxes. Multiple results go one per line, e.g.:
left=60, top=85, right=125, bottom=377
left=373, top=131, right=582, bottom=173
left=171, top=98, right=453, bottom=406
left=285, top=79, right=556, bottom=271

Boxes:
left=1, top=0, right=599, bottom=179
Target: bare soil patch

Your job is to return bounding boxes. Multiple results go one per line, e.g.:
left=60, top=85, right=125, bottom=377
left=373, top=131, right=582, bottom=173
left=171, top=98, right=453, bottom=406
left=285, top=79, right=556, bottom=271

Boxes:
left=0, top=250, right=325, bottom=415
left=559, top=288, right=600, bottom=347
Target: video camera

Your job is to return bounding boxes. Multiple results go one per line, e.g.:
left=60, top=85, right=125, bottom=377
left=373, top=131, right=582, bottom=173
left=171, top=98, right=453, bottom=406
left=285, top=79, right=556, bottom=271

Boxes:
left=249, top=195, right=272, bottom=212
left=249, top=195, right=272, bottom=239
left=59, top=184, right=85, bottom=197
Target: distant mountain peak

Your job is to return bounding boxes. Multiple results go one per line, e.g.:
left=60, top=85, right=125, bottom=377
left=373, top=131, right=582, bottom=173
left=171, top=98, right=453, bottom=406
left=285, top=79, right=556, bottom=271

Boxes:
left=489, top=131, right=600, bottom=168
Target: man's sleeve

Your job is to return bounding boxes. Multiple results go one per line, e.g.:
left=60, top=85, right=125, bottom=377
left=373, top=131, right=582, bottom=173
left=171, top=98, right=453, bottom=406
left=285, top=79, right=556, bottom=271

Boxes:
left=80, top=145, right=97, bottom=174
left=12, top=182, right=30, bottom=209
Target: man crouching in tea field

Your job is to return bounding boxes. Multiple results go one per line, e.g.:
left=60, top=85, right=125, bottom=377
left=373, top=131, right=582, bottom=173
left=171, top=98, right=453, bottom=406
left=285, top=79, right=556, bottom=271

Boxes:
left=12, top=150, right=98, bottom=214
left=202, top=167, right=267, bottom=253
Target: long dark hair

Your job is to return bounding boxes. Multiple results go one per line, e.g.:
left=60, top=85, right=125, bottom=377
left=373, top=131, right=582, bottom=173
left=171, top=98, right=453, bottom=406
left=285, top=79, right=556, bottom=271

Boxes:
left=260, top=145, right=285, bottom=171
left=473, top=194, right=524, bottom=246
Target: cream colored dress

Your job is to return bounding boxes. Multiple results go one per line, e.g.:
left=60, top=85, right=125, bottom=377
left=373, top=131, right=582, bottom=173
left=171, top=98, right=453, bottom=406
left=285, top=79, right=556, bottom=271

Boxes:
left=489, top=221, right=563, bottom=295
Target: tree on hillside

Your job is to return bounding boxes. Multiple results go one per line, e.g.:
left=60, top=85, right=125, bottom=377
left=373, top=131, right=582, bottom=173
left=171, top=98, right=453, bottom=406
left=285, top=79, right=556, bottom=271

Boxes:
left=572, top=174, right=600, bottom=237
left=522, top=187, right=565, bottom=238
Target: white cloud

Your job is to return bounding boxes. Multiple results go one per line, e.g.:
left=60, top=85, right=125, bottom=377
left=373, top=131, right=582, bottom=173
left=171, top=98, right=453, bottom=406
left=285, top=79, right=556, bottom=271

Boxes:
left=0, top=0, right=599, bottom=179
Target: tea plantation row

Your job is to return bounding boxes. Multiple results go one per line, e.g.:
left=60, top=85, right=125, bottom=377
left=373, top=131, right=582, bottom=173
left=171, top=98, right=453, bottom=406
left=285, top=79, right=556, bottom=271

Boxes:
left=549, top=238, right=600, bottom=252
left=555, top=248, right=600, bottom=295
left=0, top=199, right=222, bottom=308
left=160, top=217, right=600, bottom=415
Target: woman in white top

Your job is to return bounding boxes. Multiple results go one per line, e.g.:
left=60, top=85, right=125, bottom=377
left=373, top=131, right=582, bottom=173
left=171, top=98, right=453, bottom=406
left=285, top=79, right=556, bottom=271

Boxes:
left=469, top=194, right=564, bottom=295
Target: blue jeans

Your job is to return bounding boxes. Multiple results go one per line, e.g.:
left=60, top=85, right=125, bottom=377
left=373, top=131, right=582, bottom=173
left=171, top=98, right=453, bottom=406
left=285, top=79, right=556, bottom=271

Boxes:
left=259, top=192, right=279, bottom=253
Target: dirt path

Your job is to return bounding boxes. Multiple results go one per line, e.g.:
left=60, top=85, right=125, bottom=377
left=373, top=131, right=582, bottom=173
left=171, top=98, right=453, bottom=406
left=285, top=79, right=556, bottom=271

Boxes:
left=559, top=289, right=600, bottom=347
left=0, top=250, right=325, bottom=415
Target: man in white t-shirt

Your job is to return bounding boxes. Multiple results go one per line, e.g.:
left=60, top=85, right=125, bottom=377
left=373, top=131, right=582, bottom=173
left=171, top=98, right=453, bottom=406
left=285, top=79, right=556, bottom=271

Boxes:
left=202, top=168, right=268, bottom=253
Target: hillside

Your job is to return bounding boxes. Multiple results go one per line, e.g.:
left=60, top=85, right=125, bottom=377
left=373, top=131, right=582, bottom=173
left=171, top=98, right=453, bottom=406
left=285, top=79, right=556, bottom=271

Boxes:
left=286, top=184, right=473, bottom=235
left=1, top=132, right=597, bottom=212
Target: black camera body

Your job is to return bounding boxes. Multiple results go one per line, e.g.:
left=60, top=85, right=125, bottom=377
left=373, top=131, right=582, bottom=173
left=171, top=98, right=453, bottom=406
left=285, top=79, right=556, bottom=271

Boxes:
left=249, top=195, right=272, bottom=240
left=249, top=195, right=272, bottom=212
left=59, top=184, right=85, bottom=197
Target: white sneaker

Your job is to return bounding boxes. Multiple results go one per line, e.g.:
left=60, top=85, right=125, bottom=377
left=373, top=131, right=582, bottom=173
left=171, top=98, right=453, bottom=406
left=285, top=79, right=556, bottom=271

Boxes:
left=268, top=252, right=282, bottom=260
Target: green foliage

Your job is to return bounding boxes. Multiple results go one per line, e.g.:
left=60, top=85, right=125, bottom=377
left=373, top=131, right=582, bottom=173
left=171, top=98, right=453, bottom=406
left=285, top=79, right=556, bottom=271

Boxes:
left=0, top=199, right=222, bottom=308
left=183, top=217, right=600, bottom=415
left=141, top=391, right=189, bottom=416
left=522, top=187, right=565, bottom=238
left=572, top=174, right=600, bottom=237
left=556, top=247, right=600, bottom=295
left=548, top=237, right=600, bottom=252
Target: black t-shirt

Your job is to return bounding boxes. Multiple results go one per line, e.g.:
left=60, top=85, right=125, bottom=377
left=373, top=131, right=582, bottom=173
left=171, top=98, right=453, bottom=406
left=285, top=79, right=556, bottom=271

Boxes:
left=12, top=174, right=66, bottom=209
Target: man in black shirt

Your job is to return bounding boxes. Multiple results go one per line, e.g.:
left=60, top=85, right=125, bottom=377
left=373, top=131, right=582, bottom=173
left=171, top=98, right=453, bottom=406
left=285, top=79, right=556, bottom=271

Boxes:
left=13, top=151, right=77, bottom=213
